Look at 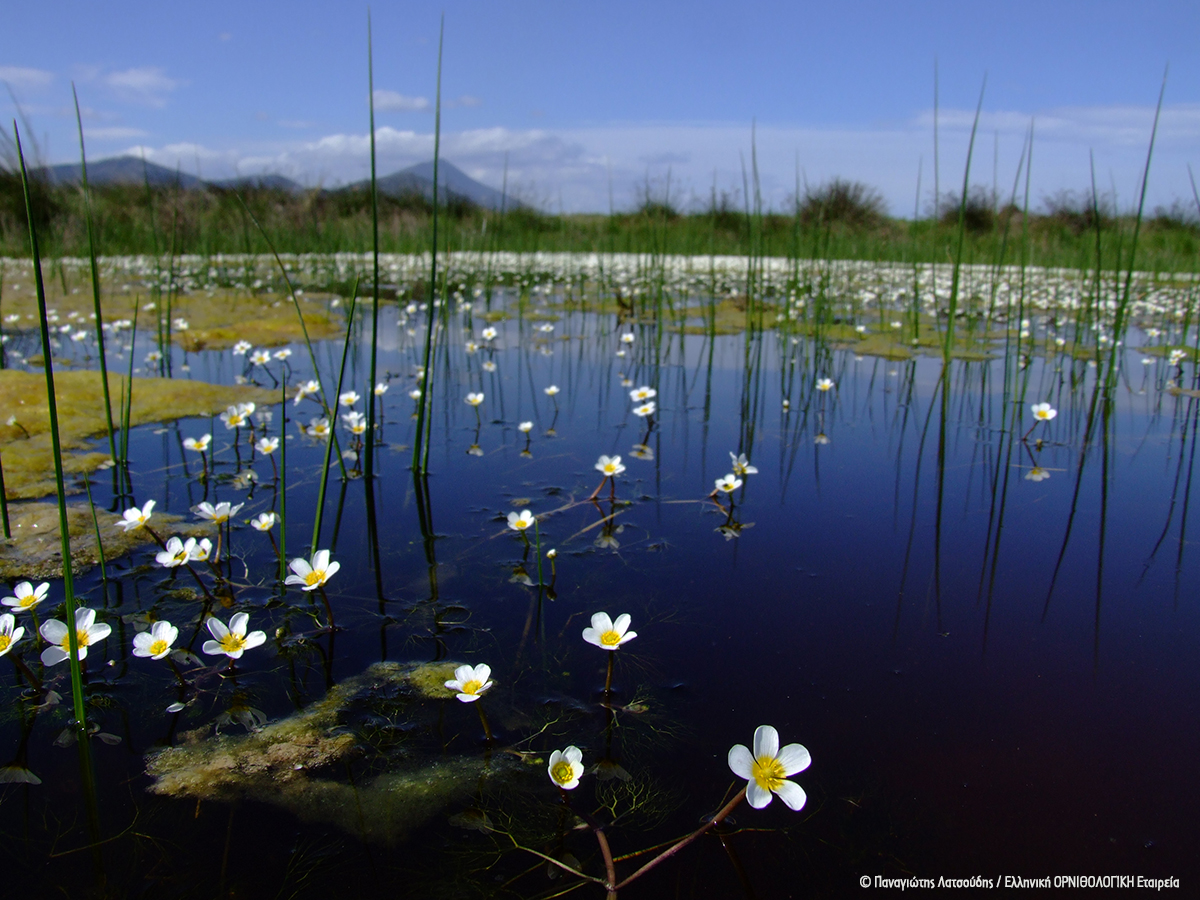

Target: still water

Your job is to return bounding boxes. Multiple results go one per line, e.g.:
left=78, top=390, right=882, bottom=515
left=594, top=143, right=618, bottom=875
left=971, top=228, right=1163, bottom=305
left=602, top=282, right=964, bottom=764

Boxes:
left=2, top=274, right=1198, bottom=898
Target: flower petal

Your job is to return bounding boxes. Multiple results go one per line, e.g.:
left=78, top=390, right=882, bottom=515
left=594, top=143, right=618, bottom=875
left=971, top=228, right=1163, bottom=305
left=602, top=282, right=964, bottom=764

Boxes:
left=728, top=743, right=754, bottom=780
left=776, top=743, right=811, bottom=776
left=745, top=780, right=773, bottom=809
left=243, top=631, right=266, bottom=651
left=229, top=612, right=249, bottom=636
left=773, top=779, right=808, bottom=811
left=611, top=613, right=632, bottom=637
left=753, top=725, right=779, bottom=761
left=589, top=612, right=613, bottom=633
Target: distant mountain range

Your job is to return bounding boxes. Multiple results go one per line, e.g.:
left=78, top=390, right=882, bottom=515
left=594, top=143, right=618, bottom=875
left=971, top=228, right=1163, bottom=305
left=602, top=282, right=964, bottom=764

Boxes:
left=35, top=156, right=514, bottom=210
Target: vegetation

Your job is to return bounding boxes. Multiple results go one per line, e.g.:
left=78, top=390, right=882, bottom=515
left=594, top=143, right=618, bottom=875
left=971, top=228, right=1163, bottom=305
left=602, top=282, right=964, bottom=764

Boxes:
left=2, top=167, right=1198, bottom=273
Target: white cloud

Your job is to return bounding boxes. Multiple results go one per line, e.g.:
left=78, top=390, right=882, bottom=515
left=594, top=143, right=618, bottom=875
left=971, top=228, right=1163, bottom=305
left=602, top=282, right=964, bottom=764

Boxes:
left=105, top=102, right=1200, bottom=214
left=86, top=127, right=148, bottom=141
left=372, top=90, right=429, bottom=112
left=0, top=66, right=54, bottom=89
left=104, top=67, right=180, bottom=107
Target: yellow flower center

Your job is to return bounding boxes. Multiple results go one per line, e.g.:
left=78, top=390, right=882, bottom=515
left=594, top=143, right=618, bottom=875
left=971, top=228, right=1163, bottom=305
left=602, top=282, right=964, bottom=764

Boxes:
left=304, top=570, right=325, bottom=587
left=599, top=630, right=622, bottom=647
left=148, top=638, right=170, bottom=656
left=219, top=633, right=246, bottom=653
left=59, top=629, right=91, bottom=653
left=461, top=679, right=482, bottom=695
left=17, top=596, right=37, bottom=609
left=172, top=550, right=188, bottom=564
left=551, top=761, right=575, bottom=785
left=751, top=755, right=786, bottom=793
left=514, top=520, right=529, bottom=530
left=0, top=635, right=11, bottom=652
left=604, top=464, right=617, bottom=474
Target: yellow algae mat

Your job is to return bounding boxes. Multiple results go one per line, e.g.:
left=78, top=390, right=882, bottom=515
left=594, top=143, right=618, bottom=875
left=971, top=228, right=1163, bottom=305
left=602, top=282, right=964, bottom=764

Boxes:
left=0, top=369, right=276, bottom=499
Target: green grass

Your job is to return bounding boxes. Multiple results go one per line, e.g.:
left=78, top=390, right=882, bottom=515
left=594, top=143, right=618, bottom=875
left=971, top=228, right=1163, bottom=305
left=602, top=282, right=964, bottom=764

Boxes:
left=2, top=177, right=1198, bottom=274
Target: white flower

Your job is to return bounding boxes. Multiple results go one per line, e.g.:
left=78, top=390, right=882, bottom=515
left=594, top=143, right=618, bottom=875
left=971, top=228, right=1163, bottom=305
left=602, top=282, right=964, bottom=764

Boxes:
left=192, top=501, right=244, bottom=524
left=256, top=436, right=279, bottom=455
left=465, top=392, right=484, bottom=407
left=3, top=581, right=49, bottom=613
left=293, top=380, right=320, bottom=406
left=339, top=391, right=360, bottom=408
left=408, top=388, right=422, bottom=400
left=0, top=613, right=25, bottom=658
left=342, top=410, right=367, bottom=434
left=249, top=349, right=272, bottom=366
left=306, top=417, right=331, bottom=438
left=581, top=612, right=637, bottom=651
left=183, top=434, right=212, bottom=453
left=117, top=499, right=155, bottom=532
left=1025, top=466, right=1051, bottom=482
left=220, top=402, right=255, bottom=429
left=543, top=385, right=560, bottom=396
left=481, top=326, right=498, bottom=341
left=190, top=538, right=213, bottom=562
left=546, top=548, right=557, bottom=559
left=156, top=536, right=196, bottom=568
left=548, top=745, right=584, bottom=790
left=132, top=620, right=178, bottom=660
left=507, top=510, right=535, bottom=531
left=444, top=664, right=494, bottom=703
left=629, top=385, right=656, bottom=402
left=730, top=452, right=758, bottom=476
left=728, top=725, right=811, bottom=810
left=202, top=612, right=267, bottom=660
left=482, top=360, right=497, bottom=373
left=595, top=455, right=625, bottom=477
left=232, top=340, right=252, bottom=356
left=620, top=333, right=635, bottom=344
left=250, top=512, right=277, bottom=531
left=374, top=382, right=388, bottom=396
left=1031, top=402, right=1057, bottom=422
left=39, top=607, right=111, bottom=666
left=715, top=474, right=743, bottom=493
left=285, top=549, right=340, bottom=591
left=518, top=421, right=533, bottom=433
left=814, top=433, right=830, bottom=445
left=273, top=348, right=293, bottom=360
left=816, top=378, right=834, bottom=392
left=632, top=402, right=656, bottom=417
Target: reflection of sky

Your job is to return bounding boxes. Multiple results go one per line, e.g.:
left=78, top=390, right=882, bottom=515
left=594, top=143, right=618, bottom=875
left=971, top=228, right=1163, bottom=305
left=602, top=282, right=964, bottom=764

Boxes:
left=12, top=297, right=1200, bottom=892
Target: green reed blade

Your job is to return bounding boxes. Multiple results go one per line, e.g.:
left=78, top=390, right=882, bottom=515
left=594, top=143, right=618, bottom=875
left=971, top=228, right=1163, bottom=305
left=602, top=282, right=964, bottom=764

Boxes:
left=312, top=282, right=358, bottom=557
left=72, top=86, right=119, bottom=480
left=943, top=77, right=986, bottom=362
left=15, top=123, right=89, bottom=737
left=413, top=15, right=445, bottom=476
left=365, top=11, right=381, bottom=481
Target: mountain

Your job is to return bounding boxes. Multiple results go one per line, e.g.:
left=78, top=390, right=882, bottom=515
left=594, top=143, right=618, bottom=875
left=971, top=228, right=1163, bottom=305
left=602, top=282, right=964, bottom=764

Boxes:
left=31, top=155, right=510, bottom=209
left=37, top=156, right=206, bottom=189
left=346, top=160, right=515, bottom=211
left=209, top=173, right=303, bottom=192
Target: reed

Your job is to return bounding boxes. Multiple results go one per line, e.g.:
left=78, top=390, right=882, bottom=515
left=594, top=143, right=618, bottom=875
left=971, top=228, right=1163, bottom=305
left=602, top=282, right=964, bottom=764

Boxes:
left=364, top=12, right=381, bottom=481
left=15, top=124, right=89, bottom=738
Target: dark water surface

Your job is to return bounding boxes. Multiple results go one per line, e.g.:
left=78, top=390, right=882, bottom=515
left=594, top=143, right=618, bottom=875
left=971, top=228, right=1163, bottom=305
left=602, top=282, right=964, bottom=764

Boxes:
left=3, top=293, right=1198, bottom=899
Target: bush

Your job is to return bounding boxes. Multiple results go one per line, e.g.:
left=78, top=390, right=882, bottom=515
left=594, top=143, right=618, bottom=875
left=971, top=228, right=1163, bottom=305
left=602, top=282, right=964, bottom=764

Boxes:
left=798, top=179, right=887, bottom=229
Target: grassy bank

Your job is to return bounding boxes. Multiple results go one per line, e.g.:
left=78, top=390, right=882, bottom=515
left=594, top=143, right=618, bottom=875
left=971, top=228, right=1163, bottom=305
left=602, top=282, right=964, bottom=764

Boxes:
left=2, top=175, right=1198, bottom=272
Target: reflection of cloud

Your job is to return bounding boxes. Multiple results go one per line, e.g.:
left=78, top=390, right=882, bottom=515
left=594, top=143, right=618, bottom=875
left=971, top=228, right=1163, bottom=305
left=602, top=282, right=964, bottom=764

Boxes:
left=0, top=66, right=54, bottom=89
left=447, top=95, right=482, bottom=109
left=117, top=101, right=1200, bottom=214
left=373, top=90, right=429, bottom=112
left=104, top=67, right=180, bottom=107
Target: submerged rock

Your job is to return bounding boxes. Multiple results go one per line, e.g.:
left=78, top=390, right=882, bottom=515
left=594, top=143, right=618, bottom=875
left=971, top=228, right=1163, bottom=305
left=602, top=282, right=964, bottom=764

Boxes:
left=146, top=661, right=529, bottom=845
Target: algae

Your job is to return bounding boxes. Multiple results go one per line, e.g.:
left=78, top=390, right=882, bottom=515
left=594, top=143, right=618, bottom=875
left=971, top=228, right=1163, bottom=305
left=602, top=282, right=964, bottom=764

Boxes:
left=146, top=661, right=529, bottom=845
left=0, top=501, right=194, bottom=580
left=0, top=370, right=276, bottom=499
left=0, top=284, right=342, bottom=352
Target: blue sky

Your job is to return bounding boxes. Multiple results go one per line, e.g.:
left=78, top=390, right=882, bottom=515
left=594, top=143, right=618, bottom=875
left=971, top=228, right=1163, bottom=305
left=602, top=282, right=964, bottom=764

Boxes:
left=2, top=1, right=1197, bottom=214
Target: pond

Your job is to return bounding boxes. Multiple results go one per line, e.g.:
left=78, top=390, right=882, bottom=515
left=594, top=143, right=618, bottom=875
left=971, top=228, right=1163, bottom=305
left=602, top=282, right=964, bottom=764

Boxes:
left=0, top=252, right=1198, bottom=898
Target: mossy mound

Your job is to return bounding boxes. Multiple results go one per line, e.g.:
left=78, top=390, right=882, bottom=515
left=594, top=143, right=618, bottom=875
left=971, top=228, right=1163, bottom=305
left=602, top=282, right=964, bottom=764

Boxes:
left=0, top=369, right=275, bottom=499
left=0, top=501, right=193, bottom=580
left=146, top=661, right=528, bottom=845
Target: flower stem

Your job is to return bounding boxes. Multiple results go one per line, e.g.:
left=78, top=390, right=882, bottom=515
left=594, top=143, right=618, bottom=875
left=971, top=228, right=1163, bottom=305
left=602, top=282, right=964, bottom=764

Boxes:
left=475, top=701, right=493, bottom=743
left=317, top=584, right=336, bottom=631
left=613, top=786, right=747, bottom=890
left=604, top=652, right=615, bottom=696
